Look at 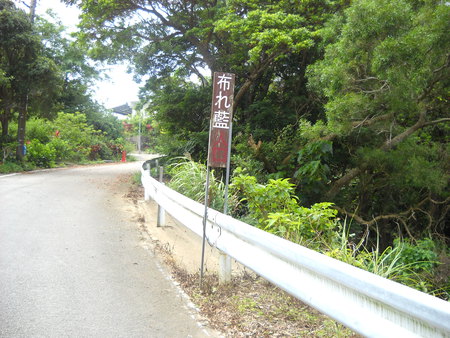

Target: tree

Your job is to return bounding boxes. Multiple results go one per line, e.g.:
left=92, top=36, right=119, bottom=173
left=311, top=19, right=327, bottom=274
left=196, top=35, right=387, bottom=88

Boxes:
left=306, top=0, right=449, bottom=240
left=140, top=73, right=211, bottom=158
left=35, top=12, right=99, bottom=113
left=35, top=13, right=122, bottom=139
left=67, top=0, right=343, bottom=111
left=64, top=0, right=346, bottom=163
left=0, top=0, right=62, bottom=160
left=0, top=0, right=33, bottom=143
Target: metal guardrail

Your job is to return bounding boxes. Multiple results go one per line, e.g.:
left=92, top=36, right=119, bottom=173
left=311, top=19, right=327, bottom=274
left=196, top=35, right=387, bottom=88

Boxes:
left=141, top=166, right=450, bottom=337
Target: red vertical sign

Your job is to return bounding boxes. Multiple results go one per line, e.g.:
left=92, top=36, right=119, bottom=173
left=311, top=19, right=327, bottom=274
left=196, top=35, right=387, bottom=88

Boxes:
left=208, top=72, right=235, bottom=168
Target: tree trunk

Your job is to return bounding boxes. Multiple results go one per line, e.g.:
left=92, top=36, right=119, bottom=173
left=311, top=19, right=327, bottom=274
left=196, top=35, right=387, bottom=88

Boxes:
left=1, top=108, right=9, bottom=138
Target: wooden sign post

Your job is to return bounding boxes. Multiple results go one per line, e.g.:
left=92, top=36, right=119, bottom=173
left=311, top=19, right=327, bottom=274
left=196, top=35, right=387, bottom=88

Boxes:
left=200, top=72, right=235, bottom=287
left=208, top=72, right=235, bottom=167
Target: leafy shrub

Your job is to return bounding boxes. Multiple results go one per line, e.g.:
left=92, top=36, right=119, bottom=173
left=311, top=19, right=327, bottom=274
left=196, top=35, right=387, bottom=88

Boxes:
left=26, top=118, right=53, bottom=143
left=164, top=160, right=446, bottom=298
left=394, top=238, right=438, bottom=272
left=231, top=171, right=298, bottom=221
left=26, top=139, right=56, bottom=168
left=132, top=171, right=142, bottom=186
left=264, top=203, right=338, bottom=247
left=231, top=168, right=339, bottom=248
left=48, top=137, right=73, bottom=162
left=108, top=141, right=125, bottom=160
left=51, top=112, right=100, bottom=148
left=294, top=140, right=333, bottom=203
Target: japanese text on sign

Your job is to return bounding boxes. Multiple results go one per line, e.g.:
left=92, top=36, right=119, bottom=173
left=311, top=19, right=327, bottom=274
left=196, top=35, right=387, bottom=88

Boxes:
left=208, top=72, right=235, bottom=167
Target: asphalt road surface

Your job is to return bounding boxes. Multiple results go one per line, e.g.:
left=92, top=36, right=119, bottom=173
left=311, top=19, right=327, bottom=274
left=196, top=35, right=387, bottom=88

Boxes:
left=0, top=159, right=215, bottom=337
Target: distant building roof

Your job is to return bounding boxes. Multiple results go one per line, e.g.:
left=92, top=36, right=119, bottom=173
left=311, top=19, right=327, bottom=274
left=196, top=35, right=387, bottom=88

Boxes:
left=111, top=103, right=132, bottom=116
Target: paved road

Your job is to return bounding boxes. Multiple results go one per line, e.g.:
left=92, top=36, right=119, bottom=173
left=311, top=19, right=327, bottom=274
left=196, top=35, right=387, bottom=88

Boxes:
left=0, top=159, right=214, bottom=337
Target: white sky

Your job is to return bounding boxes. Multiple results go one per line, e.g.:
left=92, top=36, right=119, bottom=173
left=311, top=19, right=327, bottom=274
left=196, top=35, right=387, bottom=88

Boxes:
left=33, top=0, right=140, bottom=109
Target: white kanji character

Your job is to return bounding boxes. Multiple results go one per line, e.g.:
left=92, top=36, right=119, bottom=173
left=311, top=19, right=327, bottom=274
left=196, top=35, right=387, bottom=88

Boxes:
left=217, top=74, right=232, bottom=91
left=215, top=91, right=231, bottom=109
left=213, top=110, right=230, bottom=129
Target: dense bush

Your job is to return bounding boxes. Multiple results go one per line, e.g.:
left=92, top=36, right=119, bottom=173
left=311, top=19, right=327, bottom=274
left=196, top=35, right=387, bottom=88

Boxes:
left=0, top=111, right=132, bottom=171
left=26, top=139, right=56, bottom=168
left=326, top=230, right=447, bottom=299
left=26, top=118, right=53, bottom=143
left=48, top=137, right=73, bottom=162
left=231, top=168, right=339, bottom=249
left=16, top=112, right=130, bottom=166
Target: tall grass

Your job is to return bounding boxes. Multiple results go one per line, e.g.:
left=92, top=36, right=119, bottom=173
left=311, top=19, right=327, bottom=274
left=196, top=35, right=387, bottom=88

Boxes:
left=166, top=158, right=226, bottom=211
left=325, top=221, right=444, bottom=297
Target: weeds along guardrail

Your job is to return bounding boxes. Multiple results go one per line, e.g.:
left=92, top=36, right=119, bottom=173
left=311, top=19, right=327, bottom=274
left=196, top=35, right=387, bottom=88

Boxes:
left=140, top=165, right=450, bottom=337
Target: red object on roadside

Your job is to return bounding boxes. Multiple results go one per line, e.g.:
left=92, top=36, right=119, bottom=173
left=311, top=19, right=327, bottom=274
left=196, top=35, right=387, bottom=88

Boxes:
left=121, top=151, right=126, bottom=162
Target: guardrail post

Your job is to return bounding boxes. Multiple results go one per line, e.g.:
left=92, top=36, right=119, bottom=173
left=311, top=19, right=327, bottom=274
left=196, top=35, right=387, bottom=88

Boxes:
left=219, top=252, right=231, bottom=284
left=157, top=166, right=165, bottom=227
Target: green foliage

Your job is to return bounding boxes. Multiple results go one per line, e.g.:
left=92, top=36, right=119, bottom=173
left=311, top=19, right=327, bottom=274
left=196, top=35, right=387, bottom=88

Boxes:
left=1, top=111, right=128, bottom=170
left=48, top=137, right=72, bottom=162
left=26, top=118, right=53, bottom=143
left=141, top=75, right=210, bottom=160
left=132, top=171, right=142, bottom=186
left=0, top=1, right=109, bottom=161
left=303, top=0, right=450, bottom=241
left=294, top=140, right=333, bottom=203
left=326, top=225, right=446, bottom=297
left=359, top=139, right=448, bottom=195
left=214, top=4, right=314, bottom=65
left=52, top=112, right=99, bottom=147
left=394, top=238, right=438, bottom=273
left=26, top=139, right=56, bottom=168
left=0, top=160, right=23, bottom=173
left=264, top=203, right=338, bottom=248
left=35, top=13, right=103, bottom=120
left=232, top=170, right=298, bottom=222
left=231, top=169, right=339, bottom=248
left=165, top=158, right=446, bottom=297
left=167, top=158, right=226, bottom=211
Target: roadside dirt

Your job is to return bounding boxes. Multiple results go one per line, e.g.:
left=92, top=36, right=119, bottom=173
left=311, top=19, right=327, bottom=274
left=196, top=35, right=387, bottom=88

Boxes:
left=122, top=174, right=359, bottom=337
